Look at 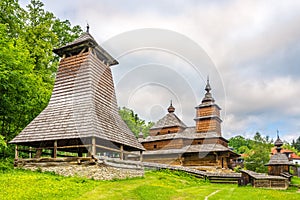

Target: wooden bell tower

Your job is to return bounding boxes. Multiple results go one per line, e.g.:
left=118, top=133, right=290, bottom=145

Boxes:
left=194, top=78, right=222, bottom=136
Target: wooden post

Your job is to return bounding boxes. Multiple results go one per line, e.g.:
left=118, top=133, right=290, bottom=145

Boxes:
left=53, top=140, right=57, bottom=158
left=120, top=145, right=124, bottom=160
left=29, top=147, right=32, bottom=158
left=35, top=148, right=43, bottom=158
left=78, top=149, right=83, bottom=157
left=15, top=145, right=19, bottom=160
left=139, top=151, right=143, bottom=162
left=92, top=137, right=96, bottom=156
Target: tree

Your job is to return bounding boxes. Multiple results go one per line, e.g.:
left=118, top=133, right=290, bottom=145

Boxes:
left=119, top=107, right=154, bottom=138
left=244, top=143, right=270, bottom=173
left=0, top=0, right=82, bottom=157
left=0, top=0, right=25, bottom=38
left=0, top=135, right=6, bottom=153
left=292, top=136, right=300, bottom=152
left=229, top=135, right=251, bottom=154
left=243, top=132, right=273, bottom=173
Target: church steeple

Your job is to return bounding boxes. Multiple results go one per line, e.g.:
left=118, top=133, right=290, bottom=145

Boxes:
left=86, top=23, right=90, bottom=33
left=168, top=100, right=175, bottom=113
left=194, top=78, right=222, bottom=136
left=202, top=76, right=215, bottom=103
left=274, top=130, right=283, bottom=153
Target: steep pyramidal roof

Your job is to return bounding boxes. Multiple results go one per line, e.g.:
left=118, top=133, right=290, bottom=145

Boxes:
left=10, top=31, right=144, bottom=151
left=150, top=103, right=187, bottom=130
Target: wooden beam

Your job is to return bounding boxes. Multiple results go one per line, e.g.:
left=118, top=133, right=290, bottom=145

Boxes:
left=95, top=144, right=120, bottom=153
left=53, top=140, right=57, bottom=158
left=57, top=145, right=90, bottom=149
left=29, top=147, right=32, bottom=158
left=120, top=145, right=124, bottom=160
left=140, top=151, right=143, bottom=162
left=94, top=144, right=140, bottom=156
left=35, top=148, right=43, bottom=158
left=92, top=137, right=96, bottom=156
left=78, top=148, right=83, bottom=157
left=15, top=145, right=19, bottom=160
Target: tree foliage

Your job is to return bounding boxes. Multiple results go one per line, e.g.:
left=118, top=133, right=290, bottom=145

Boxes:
left=229, top=132, right=273, bottom=173
left=119, top=107, right=154, bottom=138
left=0, top=0, right=82, bottom=157
left=292, top=136, right=300, bottom=152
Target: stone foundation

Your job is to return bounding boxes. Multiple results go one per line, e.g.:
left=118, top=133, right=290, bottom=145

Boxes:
left=15, top=157, right=144, bottom=180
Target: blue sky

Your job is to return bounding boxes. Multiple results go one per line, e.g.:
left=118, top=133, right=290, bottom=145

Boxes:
left=19, top=0, right=300, bottom=142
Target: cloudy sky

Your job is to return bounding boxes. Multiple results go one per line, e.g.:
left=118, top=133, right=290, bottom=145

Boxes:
left=20, top=0, right=300, bottom=142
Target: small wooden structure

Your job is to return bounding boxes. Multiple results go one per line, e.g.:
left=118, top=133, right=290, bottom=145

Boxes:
left=10, top=29, right=144, bottom=161
left=265, top=135, right=294, bottom=177
left=240, top=170, right=288, bottom=189
left=140, top=79, right=238, bottom=170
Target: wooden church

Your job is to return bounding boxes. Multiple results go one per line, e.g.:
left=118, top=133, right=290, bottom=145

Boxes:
left=139, top=79, right=239, bottom=170
left=10, top=28, right=144, bottom=160
left=266, top=134, right=295, bottom=176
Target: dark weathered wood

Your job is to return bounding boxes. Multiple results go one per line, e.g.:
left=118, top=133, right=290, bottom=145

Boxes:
left=52, top=140, right=57, bottom=158
left=35, top=149, right=42, bottom=158
left=240, top=169, right=288, bottom=189
left=9, top=31, right=145, bottom=160
left=140, top=151, right=143, bottom=162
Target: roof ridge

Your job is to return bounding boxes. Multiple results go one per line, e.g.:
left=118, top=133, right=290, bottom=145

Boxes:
left=150, top=112, right=187, bottom=130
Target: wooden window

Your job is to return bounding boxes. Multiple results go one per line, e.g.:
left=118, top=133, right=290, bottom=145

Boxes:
left=157, top=132, right=160, bottom=135
left=154, top=145, right=157, bottom=149
left=168, top=130, right=171, bottom=133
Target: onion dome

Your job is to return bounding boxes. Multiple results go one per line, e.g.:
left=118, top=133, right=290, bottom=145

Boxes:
left=168, top=100, right=175, bottom=113
left=202, top=77, right=215, bottom=103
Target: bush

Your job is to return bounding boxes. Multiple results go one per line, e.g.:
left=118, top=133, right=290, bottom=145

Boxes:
left=0, top=158, right=14, bottom=171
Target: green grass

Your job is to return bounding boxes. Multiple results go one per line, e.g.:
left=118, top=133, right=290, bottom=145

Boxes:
left=0, top=169, right=299, bottom=200
left=291, top=176, right=300, bottom=185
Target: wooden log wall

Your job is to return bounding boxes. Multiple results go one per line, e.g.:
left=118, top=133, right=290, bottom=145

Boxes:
left=149, top=126, right=183, bottom=136
left=143, top=139, right=184, bottom=150
left=197, top=106, right=220, bottom=117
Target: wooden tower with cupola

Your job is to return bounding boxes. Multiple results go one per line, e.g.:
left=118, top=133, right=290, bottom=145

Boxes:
left=194, top=78, right=222, bottom=136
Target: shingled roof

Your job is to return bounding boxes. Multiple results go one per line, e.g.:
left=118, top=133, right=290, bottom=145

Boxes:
left=266, top=134, right=294, bottom=166
left=140, top=127, right=222, bottom=143
left=150, top=113, right=187, bottom=130
left=10, top=31, right=144, bottom=151
left=143, top=144, right=237, bottom=155
left=150, top=103, right=187, bottom=130
left=266, top=153, right=294, bottom=166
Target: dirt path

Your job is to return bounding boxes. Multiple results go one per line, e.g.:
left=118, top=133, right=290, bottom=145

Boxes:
left=204, top=190, right=220, bottom=200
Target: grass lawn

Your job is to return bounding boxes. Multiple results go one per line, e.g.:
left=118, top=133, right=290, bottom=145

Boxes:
left=0, top=169, right=299, bottom=200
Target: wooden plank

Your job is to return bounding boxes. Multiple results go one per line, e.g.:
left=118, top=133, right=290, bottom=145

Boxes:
left=95, top=144, right=120, bottom=152
left=57, top=145, right=91, bottom=149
